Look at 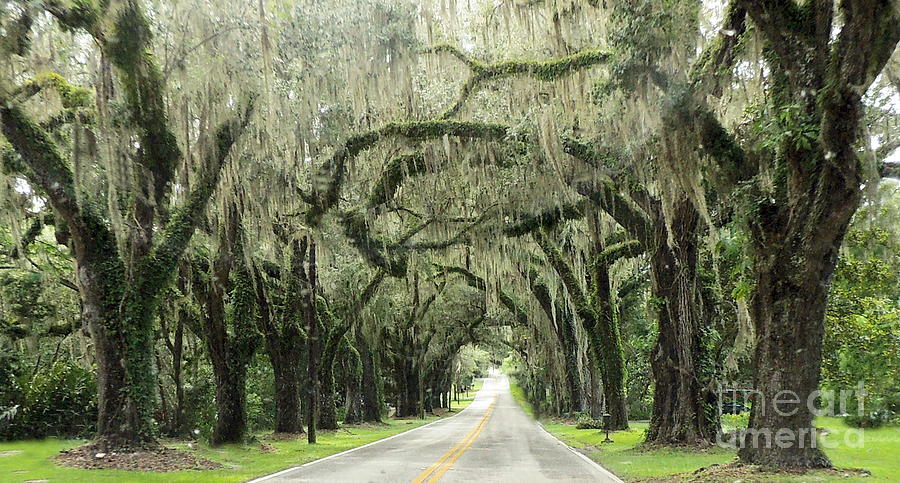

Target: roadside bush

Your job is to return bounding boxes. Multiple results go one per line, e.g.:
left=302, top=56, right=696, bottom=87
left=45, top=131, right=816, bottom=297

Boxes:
left=840, top=392, right=898, bottom=429
left=574, top=412, right=604, bottom=430
left=0, top=361, right=96, bottom=440
left=844, top=411, right=889, bottom=429
left=720, top=412, right=749, bottom=431
left=183, top=365, right=216, bottom=439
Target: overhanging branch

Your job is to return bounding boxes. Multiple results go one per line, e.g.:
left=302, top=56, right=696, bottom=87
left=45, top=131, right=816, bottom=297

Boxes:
left=426, top=44, right=611, bottom=119
left=503, top=199, right=590, bottom=238
left=307, top=120, right=509, bottom=226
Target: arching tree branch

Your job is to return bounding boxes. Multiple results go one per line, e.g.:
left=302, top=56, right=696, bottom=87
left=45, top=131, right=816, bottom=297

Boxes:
left=425, top=44, right=611, bottom=119
left=307, top=120, right=509, bottom=226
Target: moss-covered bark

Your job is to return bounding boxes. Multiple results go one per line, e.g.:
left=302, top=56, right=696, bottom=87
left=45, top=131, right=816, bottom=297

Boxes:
left=425, top=44, right=611, bottom=119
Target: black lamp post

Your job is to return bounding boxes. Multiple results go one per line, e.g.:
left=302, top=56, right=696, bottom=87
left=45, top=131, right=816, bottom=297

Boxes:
left=602, top=413, right=613, bottom=443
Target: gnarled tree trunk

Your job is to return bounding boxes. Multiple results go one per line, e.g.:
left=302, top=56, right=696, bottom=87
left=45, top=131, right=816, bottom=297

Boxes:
left=646, top=197, right=718, bottom=445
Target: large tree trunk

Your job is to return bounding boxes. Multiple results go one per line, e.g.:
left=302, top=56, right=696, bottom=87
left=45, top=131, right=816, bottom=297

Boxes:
left=402, top=363, right=420, bottom=417
left=646, top=197, right=718, bottom=445
left=342, top=340, right=365, bottom=424
left=737, top=173, right=857, bottom=467
left=272, top=352, right=302, bottom=433
left=357, top=330, right=383, bottom=422
left=737, top=256, right=834, bottom=467
left=392, top=330, right=418, bottom=418
left=210, top=356, right=248, bottom=445
left=256, top=250, right=305, bottom=434
left=85, top=304, right=154, bottom=450
left=77, top=240, right=159, bottom=450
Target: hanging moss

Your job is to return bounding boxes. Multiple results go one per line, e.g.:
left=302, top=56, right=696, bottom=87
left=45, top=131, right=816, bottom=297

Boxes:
left=339, top=210, right=407, bottom=277
left=143, top=109, right=249, bottom=287
left=688, top=2, right=747, bottom=91
left=575, top=179, right=653, bottom=247
left=46, top=0, right=103, bottom=34
left=94, top=1, right=181, bottom=206
left=367, top=152, right=427, bottom=208
left=0, top=102, right=78, bottom=212
left=1, top=9, right=34, bottom=56
left=434, top=265, right=528, bottom=327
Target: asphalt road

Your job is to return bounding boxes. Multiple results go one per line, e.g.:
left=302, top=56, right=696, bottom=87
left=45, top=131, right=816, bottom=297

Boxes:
left=251, top=372, right=621, bottom=482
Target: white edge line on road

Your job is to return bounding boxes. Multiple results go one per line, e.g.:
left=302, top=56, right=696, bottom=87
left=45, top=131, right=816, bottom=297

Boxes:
left=245, top=399, right=478, bottom=483
left=536, top=422, right=625, bottom=483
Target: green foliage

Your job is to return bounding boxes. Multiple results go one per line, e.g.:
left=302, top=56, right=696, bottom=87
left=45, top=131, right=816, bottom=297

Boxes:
left=823, top=189, right=900, bottom=425
left=0, top=362, right=97, bottom=440
left=751, top=103, right=819, bottom=152
left=0, top=272, right=54, bottom=334
left=245, top=355, right=276, bottom=433
left=844, top=412, right=889, bottom=429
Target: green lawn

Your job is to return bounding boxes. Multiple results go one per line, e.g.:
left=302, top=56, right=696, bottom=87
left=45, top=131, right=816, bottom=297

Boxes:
left=0, top=392, right=482, bottom=483
left=509, top=383, right=900, bottom=482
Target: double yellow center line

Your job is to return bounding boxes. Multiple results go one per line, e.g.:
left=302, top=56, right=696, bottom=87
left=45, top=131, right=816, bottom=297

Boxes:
left=411, top=398, right=497, bottom=483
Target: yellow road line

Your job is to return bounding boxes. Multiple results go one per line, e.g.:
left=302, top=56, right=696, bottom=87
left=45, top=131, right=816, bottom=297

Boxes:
left=411, top=398, right=497, bottom=483
left=425, top=402, right=495, bottom=482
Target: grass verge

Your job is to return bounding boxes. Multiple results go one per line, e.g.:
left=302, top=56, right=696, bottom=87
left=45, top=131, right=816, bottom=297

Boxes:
left=508, top=382, right=900, bottom=482
left=0, top=382, right=486, bottom=483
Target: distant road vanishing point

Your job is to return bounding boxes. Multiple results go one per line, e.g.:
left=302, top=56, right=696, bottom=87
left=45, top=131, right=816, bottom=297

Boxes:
left=249, top=373, right=621, bottom=482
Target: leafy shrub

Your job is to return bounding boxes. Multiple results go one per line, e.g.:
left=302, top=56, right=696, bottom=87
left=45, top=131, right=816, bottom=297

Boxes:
left=0, top=349, right=22, bottom=405
left=574, top=412, right=604, bottom=430
left=245, top=356, right=275, bottom=433
left=720, top=412, right=749, bottom=431
left=844, top=411, right=888, bottom=429
left=0, top=361, right=96, bottom=440
left=182, top=365, right=216, bottom=440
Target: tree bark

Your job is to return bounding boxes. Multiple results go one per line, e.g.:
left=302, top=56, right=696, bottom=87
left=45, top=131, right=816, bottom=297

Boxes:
left=357, top=330, right=383, bottom=422
left=255, top=245, right=307, bottom=434
left=342, top=338, right=365, bottom=424
left=527, top=269, right=583, bottom=414
left=210, top=357, right=249, bottom=445
left=533, top=231, right=628, bottom=426
left=645, top=197, right=718, bottom=445
left=272, top=351, right=302, bottom=433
